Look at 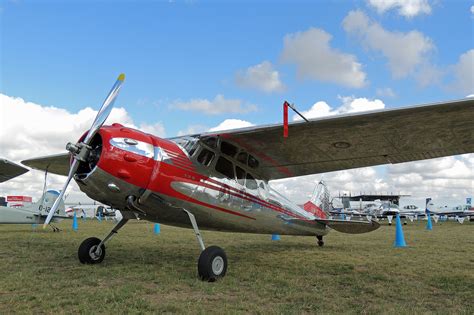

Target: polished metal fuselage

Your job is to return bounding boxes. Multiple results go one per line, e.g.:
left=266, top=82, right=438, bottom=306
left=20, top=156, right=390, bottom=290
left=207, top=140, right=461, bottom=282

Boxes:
left=76, top=128, right=328, bottom=236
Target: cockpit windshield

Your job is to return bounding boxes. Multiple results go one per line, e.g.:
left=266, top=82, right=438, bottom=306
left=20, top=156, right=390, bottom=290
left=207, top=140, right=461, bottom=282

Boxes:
left=172, top=136, right=199, bottom=156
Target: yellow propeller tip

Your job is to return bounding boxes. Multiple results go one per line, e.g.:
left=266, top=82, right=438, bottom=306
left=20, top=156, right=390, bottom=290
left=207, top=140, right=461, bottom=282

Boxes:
left=118, top=73, right=125, bottom=81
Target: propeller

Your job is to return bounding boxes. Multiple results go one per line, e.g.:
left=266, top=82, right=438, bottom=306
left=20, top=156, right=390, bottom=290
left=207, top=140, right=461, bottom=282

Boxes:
left=43, top=74, right=125, bottom=228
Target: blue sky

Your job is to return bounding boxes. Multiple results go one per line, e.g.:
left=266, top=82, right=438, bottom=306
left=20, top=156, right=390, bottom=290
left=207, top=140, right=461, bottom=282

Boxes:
left=1, top=0, right=473, bottom=136
left=1, top=0, right=473, bottom=206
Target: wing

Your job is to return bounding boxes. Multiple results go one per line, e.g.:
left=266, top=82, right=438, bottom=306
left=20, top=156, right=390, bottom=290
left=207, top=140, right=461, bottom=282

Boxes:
left=192, top=99, right=474, bottom=180
left=21, top=153, right=70, bottom=176
left=0, top=158, right=29, bottom=183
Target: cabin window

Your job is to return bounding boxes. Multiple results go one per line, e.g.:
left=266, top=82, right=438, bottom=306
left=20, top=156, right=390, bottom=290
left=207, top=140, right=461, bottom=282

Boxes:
left=215, top=156, right=235, bottom=179
left=202, top=136, right=217, bottom=149
left=246, top=173, right=258, bottom=190
left=220, top=141, right=238, bottom=157
left=197, top=149, right=215, bottom=166
left=248, top=154, right=259, bottom=168
left=236, top=152, right=248, bottom=164
left=235, top=166, right=246, bottom=186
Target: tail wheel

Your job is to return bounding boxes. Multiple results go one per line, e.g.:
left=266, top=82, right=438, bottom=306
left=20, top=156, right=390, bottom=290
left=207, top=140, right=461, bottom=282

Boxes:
left=198, top=246, right=227, bottom=282
left=78, top=237, right=106, bottom=264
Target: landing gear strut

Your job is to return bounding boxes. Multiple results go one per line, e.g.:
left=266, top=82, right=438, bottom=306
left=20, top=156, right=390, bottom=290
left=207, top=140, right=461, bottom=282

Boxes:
left=78, top=218, right=129, bottom=264
left=317, top=235, right=324, bottom=247
left=183, top=209, right=227, bottom=282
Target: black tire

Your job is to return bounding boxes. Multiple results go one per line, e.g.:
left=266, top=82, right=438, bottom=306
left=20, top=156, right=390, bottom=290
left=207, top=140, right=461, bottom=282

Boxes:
left=316, top=235, right=324, bottom=247
left=78, top=237, right=106, bottom=264
left=198, top=246, right=227, bottom=282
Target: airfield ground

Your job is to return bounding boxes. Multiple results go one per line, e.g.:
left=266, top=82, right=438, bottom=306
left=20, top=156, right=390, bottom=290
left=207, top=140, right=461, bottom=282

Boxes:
left=0, top=219, right=473, bottom=314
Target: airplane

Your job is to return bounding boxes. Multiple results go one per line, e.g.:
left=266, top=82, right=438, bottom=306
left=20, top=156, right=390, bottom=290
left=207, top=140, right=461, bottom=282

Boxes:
left=426, top=200, right=474, bottom=221
left=21, top=74, right=474, bottom=281
left=0, top=190, right=68, bottom=231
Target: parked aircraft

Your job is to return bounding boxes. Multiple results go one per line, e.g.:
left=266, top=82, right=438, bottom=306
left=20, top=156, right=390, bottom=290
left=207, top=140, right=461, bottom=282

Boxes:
left=0, top=190, right=67, bottom=231
left=427, top=200, right=474, bottom=219
left=22, top=74, right=474, bottom=281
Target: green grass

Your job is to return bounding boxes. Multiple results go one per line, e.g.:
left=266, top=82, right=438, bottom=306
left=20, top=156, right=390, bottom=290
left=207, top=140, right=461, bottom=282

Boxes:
left=0, top=219, right=473, bottom=314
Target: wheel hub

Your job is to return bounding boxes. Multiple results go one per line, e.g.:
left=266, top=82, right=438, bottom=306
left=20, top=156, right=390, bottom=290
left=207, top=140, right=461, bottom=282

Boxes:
left=89, top=245, right=102, bottom=260
left=211, top=256, right=224, bottom=275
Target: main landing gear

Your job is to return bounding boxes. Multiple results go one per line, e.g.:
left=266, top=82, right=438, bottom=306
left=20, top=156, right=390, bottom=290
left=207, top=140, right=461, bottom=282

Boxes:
left=77, top=211, right=227, bottom=282
left=183, top=209, right=228, bottom=282
left=317, top=235, right=324, bottom=247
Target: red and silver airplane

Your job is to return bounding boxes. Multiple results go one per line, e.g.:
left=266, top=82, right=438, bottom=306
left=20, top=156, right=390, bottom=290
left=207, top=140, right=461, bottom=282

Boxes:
left=22, top=74, right=474, bottom=281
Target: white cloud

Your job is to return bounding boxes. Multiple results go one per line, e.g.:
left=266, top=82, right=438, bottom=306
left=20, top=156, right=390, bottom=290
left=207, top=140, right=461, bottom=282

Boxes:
left=293, top=96, right=385, bottom=121
left=235, top=61, right=285, bottom=93
left=173, top=94, right=257, bottom=115
left=0, top=93, right=165, bottom=203
left=281, top=28, right=367, bottom=88
left=367, top=0, right=432, bottom=18
left=376, top=87, right=396, bottom=97
left=471, top=5, right=474, bottom=15
left=343, top=10, right=435, bottom=81
left=451, top=49, right=474, bottom=95
left=208, top=119, right=254, bottom=132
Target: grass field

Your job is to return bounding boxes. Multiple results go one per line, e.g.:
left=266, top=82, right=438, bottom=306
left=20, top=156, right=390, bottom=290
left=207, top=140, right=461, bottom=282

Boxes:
left=0, top=219, right=473, bottom=314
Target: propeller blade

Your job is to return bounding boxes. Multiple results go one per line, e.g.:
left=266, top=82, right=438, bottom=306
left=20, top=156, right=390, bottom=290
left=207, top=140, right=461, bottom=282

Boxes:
left=43, top=159, right=79, bottom=227
left=43, top=74, right=125, bottom=228
left=83, top=73, right=126, bottom=144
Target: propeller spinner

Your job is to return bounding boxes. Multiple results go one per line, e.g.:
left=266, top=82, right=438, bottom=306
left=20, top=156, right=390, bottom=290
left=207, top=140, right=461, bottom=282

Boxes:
left=43, top=74, right=126, bottom=228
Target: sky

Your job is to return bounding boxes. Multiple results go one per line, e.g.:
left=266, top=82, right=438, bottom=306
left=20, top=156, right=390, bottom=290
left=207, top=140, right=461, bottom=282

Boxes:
left=0, top=0, right=473, bottom=208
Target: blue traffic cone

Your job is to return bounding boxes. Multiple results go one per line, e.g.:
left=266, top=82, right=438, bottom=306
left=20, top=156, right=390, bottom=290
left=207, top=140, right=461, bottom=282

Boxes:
left=393, top=214, right=407, bottom=247
left=426, top=213, right=433, bottom=230
left=271, top=234, right=280, bottom=241
left=154, top=223, right=160, bottom=235
left=72, top=212, right=78, bottom=231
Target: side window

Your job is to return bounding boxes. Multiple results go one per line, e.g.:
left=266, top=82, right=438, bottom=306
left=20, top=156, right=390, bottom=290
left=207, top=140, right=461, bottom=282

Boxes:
left=197, top=149, right=215, bottom=166
left=215, top=156, right=235, bottom=179
left=220, top=141, right=238, bottom=157
left=248, top=155, right=259, bottom=168
left=202, top=137, right=217, bottom=149
left=235, top=166, right=246, bottom=186
left=236, top=152, right=248, bottom=164
left=246, top=173, right=258, bottom=190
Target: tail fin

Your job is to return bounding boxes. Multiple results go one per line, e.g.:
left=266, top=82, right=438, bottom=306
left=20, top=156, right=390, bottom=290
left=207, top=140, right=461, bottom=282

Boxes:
left=426, top=198, right=437, bottom=214
left=303, top=201, right=327, bottom=219
left=37, top=190, right=66, bottom=217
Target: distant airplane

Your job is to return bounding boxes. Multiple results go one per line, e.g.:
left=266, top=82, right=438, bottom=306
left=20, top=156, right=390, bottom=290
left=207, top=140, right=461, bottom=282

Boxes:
left=427, top=200, right=474, bottom=221
left=22, top=74, right=474, bottom=281
left=0, top=190, right=68, bottom=231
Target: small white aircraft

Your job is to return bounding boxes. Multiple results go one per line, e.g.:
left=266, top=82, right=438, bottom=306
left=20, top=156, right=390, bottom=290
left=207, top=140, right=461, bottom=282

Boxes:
left=21, top=74, right=474, bottom=281
left=0, top=190, right=68, bottom=231
left=427, top=200, right=474, bottom=221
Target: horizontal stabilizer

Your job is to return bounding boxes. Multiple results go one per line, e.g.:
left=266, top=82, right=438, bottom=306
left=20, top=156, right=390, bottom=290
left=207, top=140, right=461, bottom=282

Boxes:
left=22, top=153, right=70, bottom=176
left=0, top=158, right=29, bottom=182
left=316, top=218, right=380, bottom=234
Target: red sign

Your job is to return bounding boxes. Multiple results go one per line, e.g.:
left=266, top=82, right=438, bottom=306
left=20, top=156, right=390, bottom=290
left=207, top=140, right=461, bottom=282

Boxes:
left=6, top=196, right=32, bottom=202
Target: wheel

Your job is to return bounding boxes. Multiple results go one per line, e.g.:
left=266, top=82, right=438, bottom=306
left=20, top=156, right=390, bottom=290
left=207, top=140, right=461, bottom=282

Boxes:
left=198, top=246, right=227, bottom=282
left=317, top=235, right=324, bottom=247
left=78, top=237, right=106, bottom=264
